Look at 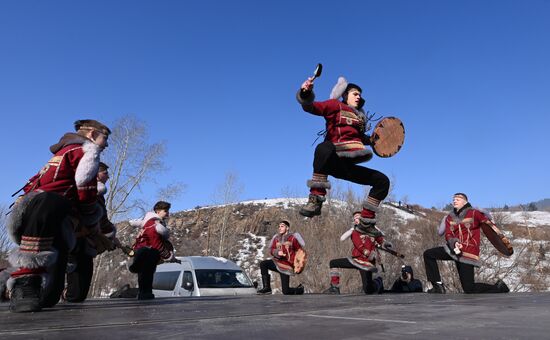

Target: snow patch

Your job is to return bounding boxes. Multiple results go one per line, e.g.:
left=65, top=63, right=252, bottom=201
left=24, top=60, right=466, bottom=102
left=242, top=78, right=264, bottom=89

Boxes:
left=501, top=211, right=550, bottom=226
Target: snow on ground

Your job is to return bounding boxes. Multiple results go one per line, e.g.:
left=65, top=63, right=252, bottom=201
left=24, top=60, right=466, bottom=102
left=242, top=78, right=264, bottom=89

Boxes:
left=234, top=232, right=267, bottom=280
left=383, top=203, right=421, bottom=222
left=178, top=198, right=550, bottom=229
left=501, top=211, right=550, bottom=227
left=239, top=198, right=307, bottom=208
left=181, top=198, right=307, bottom=212
left=181, top=197, right=358, bottom=212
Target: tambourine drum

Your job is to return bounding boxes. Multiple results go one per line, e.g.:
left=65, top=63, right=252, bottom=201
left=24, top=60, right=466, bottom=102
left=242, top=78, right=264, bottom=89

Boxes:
left=370, top=117, right=405, bottom=158
left=481, top=221, right=514, bottom=256
left=293, top=248, right=308, bottom=274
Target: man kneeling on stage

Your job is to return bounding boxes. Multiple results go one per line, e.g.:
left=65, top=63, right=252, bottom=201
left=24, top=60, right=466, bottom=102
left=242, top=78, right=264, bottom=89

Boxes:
left=423, top=193, right=510, bottom=294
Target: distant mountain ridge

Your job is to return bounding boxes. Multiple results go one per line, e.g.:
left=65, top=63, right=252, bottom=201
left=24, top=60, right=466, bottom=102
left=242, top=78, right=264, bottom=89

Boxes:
left=533, top=198, right=550, bottom=209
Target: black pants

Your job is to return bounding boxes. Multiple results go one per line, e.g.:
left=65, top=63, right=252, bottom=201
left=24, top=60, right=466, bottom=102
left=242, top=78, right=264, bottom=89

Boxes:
left=329, top=258, right=380, bottom=294
left=259, top=260, right=299, bottom=295
left=423, top=247, right=502, bottom=294
left=129, top=247, right=160, bottom=295
left=21, top=192, right=72, bottom=241
left=313, top=141, right=389, bottom=201
left=65, top=239, right=94, bottom=302
left=21, top=192, right=72, bottom=307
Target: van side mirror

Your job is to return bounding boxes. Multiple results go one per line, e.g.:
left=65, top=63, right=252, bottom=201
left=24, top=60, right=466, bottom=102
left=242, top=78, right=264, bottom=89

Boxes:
left=182, top=271, right=194, bottom=291
left=183, top=280, right=194, bottom=291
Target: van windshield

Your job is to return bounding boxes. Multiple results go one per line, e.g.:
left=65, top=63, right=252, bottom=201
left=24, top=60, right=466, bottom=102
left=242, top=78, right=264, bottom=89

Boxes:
left=195, top=269, right=253, bottom=288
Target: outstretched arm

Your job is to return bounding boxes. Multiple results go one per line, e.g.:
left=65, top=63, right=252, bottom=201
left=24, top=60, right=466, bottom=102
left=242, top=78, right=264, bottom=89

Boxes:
left=296, top=77, right=316, bottom=106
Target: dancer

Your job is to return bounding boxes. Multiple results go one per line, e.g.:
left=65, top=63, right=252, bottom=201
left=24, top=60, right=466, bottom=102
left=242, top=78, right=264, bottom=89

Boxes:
left=297, top=76, right=389, bottom=237
left=129, top=201, right=176, bottom=300
left=257, top=221, right=305, bottom=295
left=423, top=193, right=510, bottom=294
left=6, top=119, right=110, bottom=312
left=324, top=212, right=387, bottom=294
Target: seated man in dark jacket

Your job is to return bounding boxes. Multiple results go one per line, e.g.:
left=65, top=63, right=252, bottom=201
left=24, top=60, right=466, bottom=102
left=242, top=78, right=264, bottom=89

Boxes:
left=390, top=265, right=423, bottom=293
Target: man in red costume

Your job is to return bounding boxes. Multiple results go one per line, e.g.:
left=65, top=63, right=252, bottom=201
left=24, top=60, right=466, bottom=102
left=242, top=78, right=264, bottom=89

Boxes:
left=257, top=221, right=305, bottom=295
left=129, top=201, right=175, bottom=300
left=324, top=212, right=386, bottom=294
left=297, top=76, right=389, bottom=237
left=6, top=119, right=110, bottom=312
left=423, top=193, right=510, bottom=294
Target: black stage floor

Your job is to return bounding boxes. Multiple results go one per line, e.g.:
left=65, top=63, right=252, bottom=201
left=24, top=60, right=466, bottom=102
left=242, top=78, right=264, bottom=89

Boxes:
left=1, top=293, right=549, bottom=339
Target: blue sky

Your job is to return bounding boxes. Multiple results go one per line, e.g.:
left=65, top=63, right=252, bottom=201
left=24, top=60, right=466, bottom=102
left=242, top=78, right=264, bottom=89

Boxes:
left=1, top=0, right=549, bottom=212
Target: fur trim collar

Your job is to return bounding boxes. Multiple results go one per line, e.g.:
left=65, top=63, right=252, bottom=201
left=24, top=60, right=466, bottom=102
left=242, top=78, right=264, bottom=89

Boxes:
left=271, top=232, right=305, bottom=247
left=75, top=141, right=101, bottom=187
left=450, top=203, right=473, bottom=222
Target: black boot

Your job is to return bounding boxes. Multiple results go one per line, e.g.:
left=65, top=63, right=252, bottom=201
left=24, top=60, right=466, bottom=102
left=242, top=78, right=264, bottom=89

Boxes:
left=9, top=275, right=43, bottom=313
left=294, top=284, right=304, bottom=295
left=355, top=219, right=384, bottom=238
left=323, top=285, right=340, bottom=295
left=427, top=282, right=446, bottom=294
left=496, top=279, right=509, bottom=293
left=137, top=292, right=155, bottom=300
left=299, top=194, right=325, bottom=217
left=257, top=274, right=272, bottom=294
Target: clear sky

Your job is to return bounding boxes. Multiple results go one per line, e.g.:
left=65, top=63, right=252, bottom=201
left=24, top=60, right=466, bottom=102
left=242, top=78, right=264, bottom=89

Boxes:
left=1, top=0, right=549, bottom=212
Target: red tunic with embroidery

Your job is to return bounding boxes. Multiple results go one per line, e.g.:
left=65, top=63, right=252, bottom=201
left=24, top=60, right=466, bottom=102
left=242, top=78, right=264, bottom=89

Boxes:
left=348, top=230, right=384, bottom=271
left=22, top=133, right=100, bottom=224
left=301, top=99, right=372, bottom=163
left=269, top=233, right=304, bottom=275
left=133, top=212, right=173, bottom=260
left=444, top=207, right=488, bottom=267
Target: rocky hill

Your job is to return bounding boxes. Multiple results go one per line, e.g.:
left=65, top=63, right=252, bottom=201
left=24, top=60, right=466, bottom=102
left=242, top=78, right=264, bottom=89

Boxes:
left=90, top=198, right=550, bottom=297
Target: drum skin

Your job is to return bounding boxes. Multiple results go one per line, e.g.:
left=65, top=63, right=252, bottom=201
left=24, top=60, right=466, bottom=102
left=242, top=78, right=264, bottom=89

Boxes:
left=370, top=117, right=405, bottom=158
left=293, top=248, right=308, bottom=274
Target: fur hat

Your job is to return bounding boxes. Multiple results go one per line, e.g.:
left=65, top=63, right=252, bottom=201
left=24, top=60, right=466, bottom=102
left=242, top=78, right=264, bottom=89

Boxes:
left=401, top=265, right=413, bottom=274
left=74, top=119, right=111, bottom=136
left=98, top=162, right=109, bottom=172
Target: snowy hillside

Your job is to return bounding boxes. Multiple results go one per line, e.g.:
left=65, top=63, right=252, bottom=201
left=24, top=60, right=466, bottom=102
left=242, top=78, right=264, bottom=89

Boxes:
left=90, top=197, right=549, bottom=296
left=502, top=211, right=550, bottom=227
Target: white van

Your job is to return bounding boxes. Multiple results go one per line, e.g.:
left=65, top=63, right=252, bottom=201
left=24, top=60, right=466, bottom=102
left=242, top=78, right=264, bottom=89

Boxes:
left=152, top=256, right=257, bottom=297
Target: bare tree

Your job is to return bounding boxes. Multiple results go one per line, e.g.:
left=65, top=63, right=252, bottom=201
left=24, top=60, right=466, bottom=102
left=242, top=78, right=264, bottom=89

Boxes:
left=210, top=172, right=244, bottom=257
left=102, top=115, right=168, bottom=222
left=90, top=115, right=184, bottom=297
left=157, top=182, right=186, bottom=203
